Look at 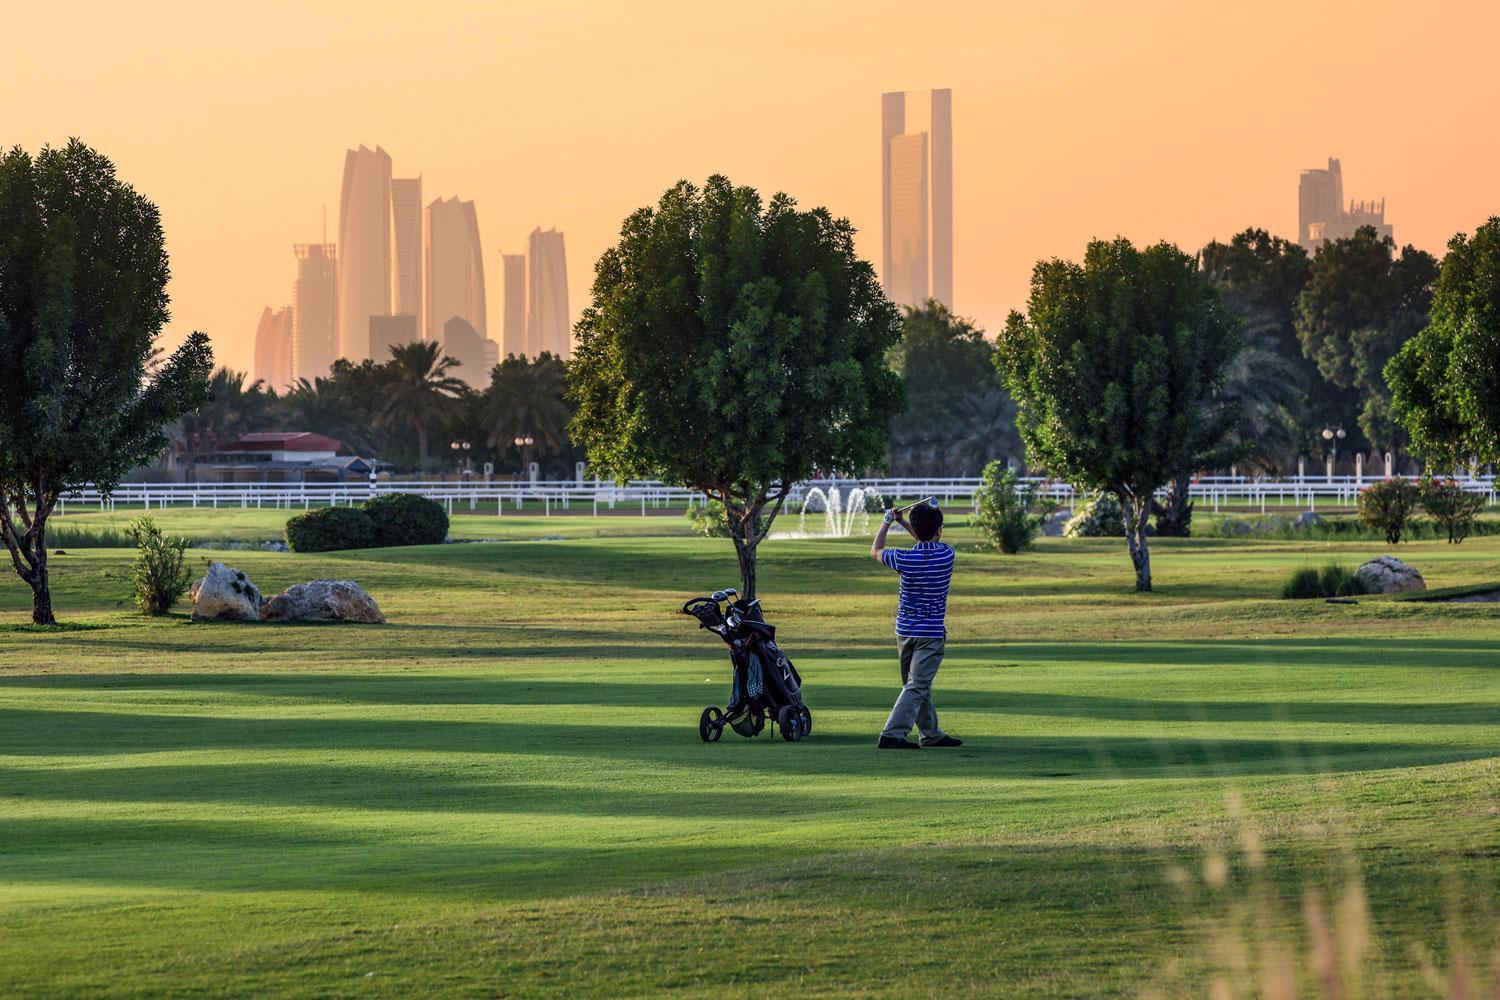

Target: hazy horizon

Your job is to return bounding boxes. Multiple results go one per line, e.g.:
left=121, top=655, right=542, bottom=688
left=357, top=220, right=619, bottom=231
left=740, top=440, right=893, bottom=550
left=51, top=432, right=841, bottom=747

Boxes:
left=7, top=0, right=1499, bottom=375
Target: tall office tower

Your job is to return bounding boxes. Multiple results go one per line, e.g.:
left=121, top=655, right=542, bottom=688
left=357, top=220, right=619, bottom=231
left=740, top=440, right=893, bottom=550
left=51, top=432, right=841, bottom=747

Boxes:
left=886, top=132, right=930, bottom=309
left=390, top=176, right=423, bottom=338
left=253, top=306, right=294, bottom=392
left=1299, top=157, right=1344, bottom=251
left=426, top=197, right=487, bottom=354
left=501, top=252, right=527, bottom=359
left=525, top=227, right=570, bottom=358
left=338, top=145, right=393, bottom=363
left=1299, top=157, right=1394, bottom=251
left=881, top=89, right=953, bottom=310
left=369, top=314, right=419, bottom=363
left=483, top=338, right=499, bottom=373
left=440, top=316, right=488, bottom=388
left=292, top=243, right=338, bottom=382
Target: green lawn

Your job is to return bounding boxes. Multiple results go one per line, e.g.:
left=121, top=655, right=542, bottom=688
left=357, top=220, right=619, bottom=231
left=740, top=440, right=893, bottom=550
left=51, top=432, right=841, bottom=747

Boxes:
left=1, top=515, right=1497, bottom=996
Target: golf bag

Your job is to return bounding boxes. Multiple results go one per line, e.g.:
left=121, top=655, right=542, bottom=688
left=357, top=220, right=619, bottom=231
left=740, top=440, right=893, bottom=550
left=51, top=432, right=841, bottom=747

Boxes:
left=682, top=588, right=811, bottom=742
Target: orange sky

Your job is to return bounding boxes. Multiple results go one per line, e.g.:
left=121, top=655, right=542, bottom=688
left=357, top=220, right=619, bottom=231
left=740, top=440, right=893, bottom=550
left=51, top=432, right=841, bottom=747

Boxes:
left=6, top=0, right=1499, bottom=375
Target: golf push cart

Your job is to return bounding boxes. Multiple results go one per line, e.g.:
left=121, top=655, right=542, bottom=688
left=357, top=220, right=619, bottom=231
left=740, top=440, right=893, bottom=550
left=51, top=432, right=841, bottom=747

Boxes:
left=682, top=588, right=811, bottom=743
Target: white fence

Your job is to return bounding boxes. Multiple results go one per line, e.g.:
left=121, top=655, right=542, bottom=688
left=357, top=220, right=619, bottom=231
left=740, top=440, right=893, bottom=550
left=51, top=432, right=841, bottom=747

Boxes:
left=52, top=474, right=1500, bottom=517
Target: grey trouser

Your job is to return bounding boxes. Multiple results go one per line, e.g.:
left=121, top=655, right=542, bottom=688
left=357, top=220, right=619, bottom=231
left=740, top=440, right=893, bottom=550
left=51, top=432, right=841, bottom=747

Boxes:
left=881, top=636, right=947, bottom=742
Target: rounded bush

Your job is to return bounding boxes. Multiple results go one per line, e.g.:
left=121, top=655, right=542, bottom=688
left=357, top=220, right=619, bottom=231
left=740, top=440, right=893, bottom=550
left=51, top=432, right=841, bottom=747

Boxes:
left=285, top=506, right=376, bottom=553
left=361, top=492, right=449, bottom=547
left=1063, top=493, right=1124, bottom=537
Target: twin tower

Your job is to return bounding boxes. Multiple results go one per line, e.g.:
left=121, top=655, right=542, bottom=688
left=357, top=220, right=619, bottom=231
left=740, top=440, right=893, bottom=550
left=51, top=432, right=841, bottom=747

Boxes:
left=882, top=89, right=953, bottom=312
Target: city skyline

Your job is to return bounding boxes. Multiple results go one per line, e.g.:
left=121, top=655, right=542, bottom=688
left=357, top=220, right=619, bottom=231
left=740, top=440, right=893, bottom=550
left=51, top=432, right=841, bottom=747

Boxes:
left=882, top=89, right=953, bottom=310
left=10, top=2, right=1500, bottom=375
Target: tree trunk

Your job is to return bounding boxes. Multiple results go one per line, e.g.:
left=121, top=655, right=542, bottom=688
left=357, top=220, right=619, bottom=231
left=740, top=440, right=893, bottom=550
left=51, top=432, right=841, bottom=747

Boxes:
left=417, top=424, right=429, bottom=470
left=1, top=492, right=57, bottom=625
left=1150, top=474, right=1194, bottom=537
left=731, top=532, right=757, bottom=601
left=1120, top=489, right=1152, bottom=592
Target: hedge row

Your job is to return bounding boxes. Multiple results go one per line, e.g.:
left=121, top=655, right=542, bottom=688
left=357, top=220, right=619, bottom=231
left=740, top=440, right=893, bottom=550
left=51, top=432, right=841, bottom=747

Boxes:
left=285, top=493, right=449, bottom=553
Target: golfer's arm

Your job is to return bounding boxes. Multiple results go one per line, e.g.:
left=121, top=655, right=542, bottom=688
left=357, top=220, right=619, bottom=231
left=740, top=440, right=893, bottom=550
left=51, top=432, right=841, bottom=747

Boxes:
left=871, top=520, right=892, bottom=563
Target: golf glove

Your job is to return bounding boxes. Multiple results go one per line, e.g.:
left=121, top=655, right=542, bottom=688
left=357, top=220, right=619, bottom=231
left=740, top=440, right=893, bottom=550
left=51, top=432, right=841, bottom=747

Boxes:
left=883, top=510, right=896, bottom=525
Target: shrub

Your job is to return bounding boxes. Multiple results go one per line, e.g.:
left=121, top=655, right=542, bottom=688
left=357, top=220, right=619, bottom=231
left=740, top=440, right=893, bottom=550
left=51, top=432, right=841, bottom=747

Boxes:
left=123, top=515, right=192, bottom=614
left=1063, top=493, right=1125, bottom=537
left=361, top=492, right=448, bottom=547
left=973, top=461, right=1052, bottom=554
left=285, top=505, right=375, bottom=553
left=1357, top=477, right=1421, bottom=544
left=1419, top=477, right=1485, bottom=544
left=1281, top=561, right=1370, bottom=599
left=685, top=499, right=733, bottom=538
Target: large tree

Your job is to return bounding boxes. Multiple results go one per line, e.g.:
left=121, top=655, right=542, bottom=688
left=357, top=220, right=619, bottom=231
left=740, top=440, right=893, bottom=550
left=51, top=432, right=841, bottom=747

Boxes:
left=1387, top=218, right=1500, bottom=470
left=0, top=141, right=212, bottom=624
left=887, top=302, right=1020, bottom=476
left=570, top=175, right=904, bottom=598
left=379, top=341, right=465, bottom=469
left=997, top=238, right=1240, bottom=591
left=484, top=352, right=574, bottom=476
left=1296, top=226, right=1439, bottom=454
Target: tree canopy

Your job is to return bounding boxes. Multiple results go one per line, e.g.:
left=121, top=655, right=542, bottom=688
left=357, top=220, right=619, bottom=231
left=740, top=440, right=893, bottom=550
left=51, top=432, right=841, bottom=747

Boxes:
left=887, top=302, right=1020, bottom=476
left=570, top=175, right=903, bottom=597
left=0, top=140, right=213, bottom=623
left=1386, top=218, right=1500, bottom=469
left=1295, top=226, right=1439, bottom=453
left=997, top=238, right=1240, bottom=590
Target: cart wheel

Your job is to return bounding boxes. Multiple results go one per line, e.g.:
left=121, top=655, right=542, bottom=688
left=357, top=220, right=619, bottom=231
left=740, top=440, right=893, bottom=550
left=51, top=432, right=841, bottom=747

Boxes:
left=778, top=705, right=800, bottom=742
left=797, top=705, right=812, bottom=737
left=699, top=706, right=724, bottom=743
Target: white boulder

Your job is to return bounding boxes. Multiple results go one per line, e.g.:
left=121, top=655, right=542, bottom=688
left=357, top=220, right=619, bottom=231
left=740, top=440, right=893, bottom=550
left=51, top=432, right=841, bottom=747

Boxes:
left=1355, top=556, right=1426, bottom=594
left=190, top=563, right=263, bottom=622
left=260, top=580, right=385, bottom=624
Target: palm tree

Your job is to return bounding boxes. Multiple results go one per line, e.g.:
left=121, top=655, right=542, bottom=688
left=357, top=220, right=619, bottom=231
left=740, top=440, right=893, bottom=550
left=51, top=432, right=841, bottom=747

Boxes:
left=483, top=353, right=573, bottom=473
left=379, top=342, right=466, bottom=469
left=279, top=376, right=379, bottom=456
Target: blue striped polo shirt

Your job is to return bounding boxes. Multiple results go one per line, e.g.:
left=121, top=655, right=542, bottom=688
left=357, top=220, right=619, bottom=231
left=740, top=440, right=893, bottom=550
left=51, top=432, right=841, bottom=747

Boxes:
left=880, top=540, right=955, bottom=638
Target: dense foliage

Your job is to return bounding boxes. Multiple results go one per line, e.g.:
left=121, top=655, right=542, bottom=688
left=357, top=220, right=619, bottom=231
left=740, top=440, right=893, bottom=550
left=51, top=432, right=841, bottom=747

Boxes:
left=1063, top=493, right=1125, bottom=538
left=684, top=499, right=734, bottom=538
left=284, top=506, right=376, bottom=553
left=570, top=175, right=904, bottom=597
left=123, top=515, right=193, bottom=614
left=1357, top=477, right=1422, bottom=544
left=972, top=461, right=1048, bottom=554
left=1418, top=477, right=1485, bottom=544
left=0, top=141, right=213, bottom=623
left=998, top=238, right=1240, bottom=590
left=888, top=303, right=1020, bottom=476
left=363, top=492, right=449, bottom=548
left=1281, top=562, right=1369, bottom=600
left=1296, top=227, right=1439, bottom=454
left=1386, top=219, right=1500, bottom=470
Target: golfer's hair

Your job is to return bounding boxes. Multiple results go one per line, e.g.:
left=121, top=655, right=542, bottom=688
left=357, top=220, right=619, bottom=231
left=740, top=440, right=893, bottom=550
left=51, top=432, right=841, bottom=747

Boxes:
left=909, top=503, right=943, bottom=541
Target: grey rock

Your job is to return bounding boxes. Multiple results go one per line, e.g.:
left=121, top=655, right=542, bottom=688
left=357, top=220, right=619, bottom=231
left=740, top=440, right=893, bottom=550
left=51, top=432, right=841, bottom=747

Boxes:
left=190, top=562, right=263, bottom=622
left=260, top=579, right=385, bottom=624
left=1294, top=511, right=1323, bottom=530
left=1218, top=517, right=1252, bottom=537
left=1355, top=556, right=1426, bottom=594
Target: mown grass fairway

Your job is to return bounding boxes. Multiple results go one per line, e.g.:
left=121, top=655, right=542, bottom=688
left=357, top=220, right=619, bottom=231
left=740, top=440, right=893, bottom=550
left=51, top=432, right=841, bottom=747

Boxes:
left=2, top=511, right=1498, bottom=996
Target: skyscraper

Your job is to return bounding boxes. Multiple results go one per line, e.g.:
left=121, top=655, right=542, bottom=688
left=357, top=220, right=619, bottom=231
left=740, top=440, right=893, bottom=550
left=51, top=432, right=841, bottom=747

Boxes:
left=440, top=316, right=488, bottom=388
left=881, top=89, right=953, bottom=310
left=1298, top=157, right=1394, bottom=251
left=501, top=252, right=527, bottom=359
left=338, top=145, right=393, bottom=363
left=253, top=305, right=294, bottom=392
left=526, top=227, right=570, bottom=358
left=886, top=132, right=929, bottom=309
left=426, top=197, right=487, bottom=353
left=390, top=176, right=423, bottom=338
left=292, top=243, right=338, bottom=382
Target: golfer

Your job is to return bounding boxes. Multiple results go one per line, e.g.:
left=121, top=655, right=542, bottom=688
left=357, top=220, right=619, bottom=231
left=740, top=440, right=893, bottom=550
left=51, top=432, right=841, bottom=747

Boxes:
left=871, top=501, right=962, bottom=750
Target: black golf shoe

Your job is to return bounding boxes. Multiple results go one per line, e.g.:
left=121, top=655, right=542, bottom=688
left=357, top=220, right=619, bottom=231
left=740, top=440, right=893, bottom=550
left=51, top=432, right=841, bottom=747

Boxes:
left=877, top=736, right=921, bottom=749
left=921, top=735, right=964, bottom=748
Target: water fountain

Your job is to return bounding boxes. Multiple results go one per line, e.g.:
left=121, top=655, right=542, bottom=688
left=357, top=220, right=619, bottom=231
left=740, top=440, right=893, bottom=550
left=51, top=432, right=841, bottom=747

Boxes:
left=792, top=485, right=885, bottom=538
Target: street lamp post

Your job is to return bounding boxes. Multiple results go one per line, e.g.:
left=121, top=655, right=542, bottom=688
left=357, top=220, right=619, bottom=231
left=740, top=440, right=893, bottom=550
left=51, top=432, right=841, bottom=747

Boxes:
left=1321, top=425, right=1346, bottom=482
left=450, top=440, right=471, bottom=480
left=513, top=434, right=535, bottom=481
